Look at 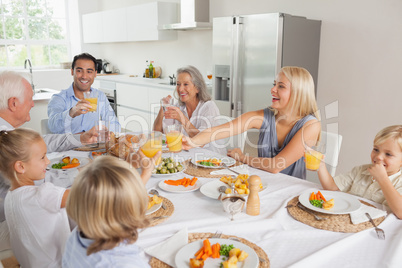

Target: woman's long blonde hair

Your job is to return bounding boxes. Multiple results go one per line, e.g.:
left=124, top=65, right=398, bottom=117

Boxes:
left=0, top=128, right=42, bottom=184
left=66, top=156, right=150, bottom=255
left=272, top=66, right=320, bottom=121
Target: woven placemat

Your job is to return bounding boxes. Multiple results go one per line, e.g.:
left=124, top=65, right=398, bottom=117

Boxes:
left=287, top=196, right=386, bottom=233
left=73, top=143, right=105, bottom=151
left=149, top=232, right=269, bottom=268
left=146, top=197, right=174, bottom=227
left=183, top=160, right=243, bottom=178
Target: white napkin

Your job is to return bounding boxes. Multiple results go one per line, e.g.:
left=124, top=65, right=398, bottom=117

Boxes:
left=144, top=228, right=188, bottom=266
left=350, top=204, right=387, bottom=224
left=210, top=164, right=249, bottom=176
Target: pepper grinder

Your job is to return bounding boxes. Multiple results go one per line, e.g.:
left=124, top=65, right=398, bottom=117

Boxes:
left=246, top=175, right=261, bottom=216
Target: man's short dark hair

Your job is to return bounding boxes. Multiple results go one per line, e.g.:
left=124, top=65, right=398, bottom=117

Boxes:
left=71, top=53, right=97, bottom=70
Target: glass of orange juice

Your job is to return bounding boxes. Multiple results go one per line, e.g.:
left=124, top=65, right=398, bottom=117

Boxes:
left=165, top=124, right=183, bottom=153
left=301, top=121, right=325, bottom=171
left=83, top=91, right=98, bottom=112
left=140, top=131, right=162, bottom=165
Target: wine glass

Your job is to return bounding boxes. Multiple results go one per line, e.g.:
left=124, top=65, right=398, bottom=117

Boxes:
left=206, top=70, right=213, bottom=86
left=301, top=121, right=325, bottom=171
left=221, top=190, right=245, bottom=221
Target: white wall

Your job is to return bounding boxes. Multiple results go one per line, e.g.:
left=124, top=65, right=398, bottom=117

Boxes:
left=79, top=0, right=402, bottom=175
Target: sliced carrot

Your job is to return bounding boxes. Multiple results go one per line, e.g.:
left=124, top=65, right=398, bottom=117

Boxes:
left=184, top=178, right=191, bottom=187
left=194, top=246, right=204, bottom=257
left=317, top=191, right=327, bottom=202
left=309, top=192, right=315, bottom=201
left=195, top=248, right=204, bottom=260
left=190, top=177, right=198, bottom=186
left=62, top=163, right=80, bottom=169
left=203, top=239, right=212, bottom=256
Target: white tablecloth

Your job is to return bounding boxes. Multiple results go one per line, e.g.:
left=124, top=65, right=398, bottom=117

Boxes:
left=136, top=149, right=402, bottom=268
left=50, top=148, right=402, bottom=267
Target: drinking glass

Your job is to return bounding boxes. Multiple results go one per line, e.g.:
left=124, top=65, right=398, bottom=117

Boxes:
left=140, top=131, right=163, bottom=165
left=206, top=70, right=212, bottom=86
left=96, top=120, right=109, bottom=144
left=83, top=91, right=98, bottom=112
left=221, top=191, right=245, bottom=221
left=301, top=122, right=325, bottom=171
left=160, top=97, right=174, bottom=112
left=165, top=124, right=183, bottom=153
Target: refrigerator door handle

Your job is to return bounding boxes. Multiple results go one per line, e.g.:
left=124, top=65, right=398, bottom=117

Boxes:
left=231, top=16, right=243, bottom=118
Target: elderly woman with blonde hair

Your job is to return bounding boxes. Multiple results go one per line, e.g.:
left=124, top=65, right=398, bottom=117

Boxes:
left=183, top=66, right=321, bottom=180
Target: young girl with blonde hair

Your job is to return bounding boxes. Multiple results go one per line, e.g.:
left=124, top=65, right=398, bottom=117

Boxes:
left=0, top=128, right=70, bottom=267
left=317, top=125, right=402, bottom=219
left=183, top=66, right=321, bottom=180
left=62, top=156, right=151, bottom=267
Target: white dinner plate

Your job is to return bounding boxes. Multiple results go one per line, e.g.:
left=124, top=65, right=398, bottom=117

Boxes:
left=145, top=202, right=162, bottom=215
left=200, top=180, right=268, bottom=199
left=191, top=156, right=236, bottom=169
left=48, top=157, right=90, bottom=170
left=175, top=238, right=259, bottom=268
left=152, top=168, right=186, bottom=178
left=298, top=190, right=361, bottom=215
left=158, top=179, right=202, bottom=193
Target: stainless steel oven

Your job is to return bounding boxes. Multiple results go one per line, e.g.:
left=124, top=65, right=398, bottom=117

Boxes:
left=98, top=81, right=117, bottom=116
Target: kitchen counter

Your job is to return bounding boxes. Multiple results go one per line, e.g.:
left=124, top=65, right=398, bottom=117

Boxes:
left=95, top=74, right=176, bottom=89
left=33, top=88, right=60, bottom=101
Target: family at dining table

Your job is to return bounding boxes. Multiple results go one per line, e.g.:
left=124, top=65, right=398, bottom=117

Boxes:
left=0, top=59, right=401, bottom=267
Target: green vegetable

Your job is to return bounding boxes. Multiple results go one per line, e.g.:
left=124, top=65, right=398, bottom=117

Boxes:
left=51, top=162, right=68, bottom=169
left=153, top=157, right=183, bottom=174
left=199, top=161, right=215, bottom=166
left=219, top=244, right=234, bottom=257
left=310, top=199, right=323, bottom=208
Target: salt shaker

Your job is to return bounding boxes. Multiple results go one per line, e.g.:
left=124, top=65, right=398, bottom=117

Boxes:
left=246, top=175, right=261, bottom=216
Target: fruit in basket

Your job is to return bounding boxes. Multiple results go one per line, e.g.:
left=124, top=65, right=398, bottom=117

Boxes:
left=153, top=157, right=184, bottom=174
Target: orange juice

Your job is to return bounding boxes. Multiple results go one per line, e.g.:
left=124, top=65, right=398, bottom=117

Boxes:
left=85, top=97, right=98, bottom=112
left=304, top=150, right=323, bottom=171
left=141, top=139, right=162, bottom=157
left=166, top=131, right=183, bottom=152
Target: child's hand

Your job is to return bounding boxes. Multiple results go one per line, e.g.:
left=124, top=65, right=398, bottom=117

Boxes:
left=368, top=163, right=388, bottom=182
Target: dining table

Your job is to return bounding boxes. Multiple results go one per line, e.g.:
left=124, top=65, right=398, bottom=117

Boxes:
left=47, top=147, right=402, bottom=268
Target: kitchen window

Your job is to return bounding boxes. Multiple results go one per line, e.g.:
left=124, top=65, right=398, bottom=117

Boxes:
left=0, top=0, right=71, bottom=68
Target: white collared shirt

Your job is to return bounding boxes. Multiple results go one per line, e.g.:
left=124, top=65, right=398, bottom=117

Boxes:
left=334, top=164, right=402, bottom=206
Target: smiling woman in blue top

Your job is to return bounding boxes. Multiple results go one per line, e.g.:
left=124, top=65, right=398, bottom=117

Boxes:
left=47, top=53, right=120, bottom=134
left=183, top=66, right=321, bottom=180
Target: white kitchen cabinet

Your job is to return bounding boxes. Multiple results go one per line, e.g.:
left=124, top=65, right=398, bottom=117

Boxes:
left=117, top=106, right=152, bottom=132
left=82, top=2, right=177, bottom=43
left=102, top=8, right=127, bottom=43
left=126, top=2, right=178, bottom=41
left=82, top=12, right=103, bottom=43
left=116, top=83, right=149, bottom=111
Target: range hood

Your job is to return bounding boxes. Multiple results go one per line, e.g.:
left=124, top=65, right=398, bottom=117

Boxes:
left=159, top=0, right=211, bottom=30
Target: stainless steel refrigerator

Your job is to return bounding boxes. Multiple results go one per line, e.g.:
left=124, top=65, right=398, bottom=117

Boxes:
left=212, top=13, right=321, bottom=117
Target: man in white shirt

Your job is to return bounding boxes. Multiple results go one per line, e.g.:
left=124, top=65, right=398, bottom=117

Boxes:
left=0, top=71, right=99, bottom=254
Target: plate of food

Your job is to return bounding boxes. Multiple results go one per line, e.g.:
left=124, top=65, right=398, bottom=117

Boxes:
left=152, top=157, right=186, bottom=177
left=200, top=178, right=267, bottom=199
left=175, top=238, right=258, bottom=268
left=48, top=156, right=90, bottom=170
left=191, top=157, right=236, bottom=169
left=298, top=190, right=361, bottom=215
left=90, top=150, right=107, bottom=159
left=158, top=177, right=201, bottom=193
left=146, top=195, right=163, bottom=215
